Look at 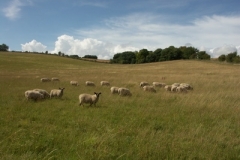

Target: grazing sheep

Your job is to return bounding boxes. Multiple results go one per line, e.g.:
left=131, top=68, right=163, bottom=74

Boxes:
left=25, top=90, right=44, bottom=101
left=171, top=85, right=178, bottom=92
left=33, top=89, right=50, bottom=98
left=140, top=82, right=149, bottom=87
left=50, top=88, right=65, bottom=98
left=140, top=82, right=150, bottom=87
left=41, top=78, right=51, bottom=82
left=70, top=81, right=79, bottom=86
left=164, top=85, right=172, bottom=91
left=176, top=86, right=187, bottom=93
left=52, top=77, right=60, bottom=81
left=118, top=87, right=132, bottom=96
left=143, top=85, right=156, bottom=93
left=110, top=86, right=119, bottom=94
left=86, top=81, right=95, bottom=86
left=180, top=83, right=193, bottom=90
left=79, top=92, right=101, bottom=106
left=152, top=82, right=166, bottom=88
left=172, top=83, right=180, bottom=87
left=100, top=81, right=110, bottom=86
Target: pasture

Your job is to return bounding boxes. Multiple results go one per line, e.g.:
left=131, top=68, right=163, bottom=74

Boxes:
left=0, top=52, right=240, bottom=159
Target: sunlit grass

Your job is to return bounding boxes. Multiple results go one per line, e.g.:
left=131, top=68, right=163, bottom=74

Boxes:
left=0, top=52, right=240, bottom=159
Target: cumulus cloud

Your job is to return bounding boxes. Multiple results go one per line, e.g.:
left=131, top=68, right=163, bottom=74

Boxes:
left=2, top=0, right=32, bottom=20
left=51, top=35, right=138, bottom=59
left=21, top=40, right=47, bottom=52
left=210, top=45, right=237, bottom=58
left=76, top=13, right=240, bottom=58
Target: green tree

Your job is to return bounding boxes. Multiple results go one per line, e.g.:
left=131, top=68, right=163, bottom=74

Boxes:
left=136, top=49, right=149, bottom=63
left=160, top=46, right=183, bottom=61
left=0, top=44, right=9, bottom=51
left=196, top=51, right=210, bottom=60
left=226, top=52, right=237, bottom=62
left=153, top=48, right=162, bottom=62
left=180, top=46, right=199, bottom=59
left=218, top=54, right=226, bottom=62
left=83, top=55, right=97, bottom=59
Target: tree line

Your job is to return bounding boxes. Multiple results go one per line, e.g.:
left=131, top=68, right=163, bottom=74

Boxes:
left=218, top=52, right=240, bottom=63
left=110, top=46, right=210, bottom=64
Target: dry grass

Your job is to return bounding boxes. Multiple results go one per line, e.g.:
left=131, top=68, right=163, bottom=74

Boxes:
left=0, top=52, right=240, bottom=159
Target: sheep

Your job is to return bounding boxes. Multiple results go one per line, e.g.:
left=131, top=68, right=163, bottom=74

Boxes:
left=164, top=85, right=172, bottom=91
left=70, top=81, right=79, bottom=86
left=52, top=77, right=60, bottom=81
left=100, top=81, right=110, bottom=86
left=50, top=88, right=65, bottom=98
left=176, top=86, right=188, bottom=93
left=172, top=83, right=180, bottom=87
left=41, top=78, right=51, bottom=82
left=152, top=82, right=166, bottom=88
left=180, top=83, right=193, bottom=90
left=140, top=82, right=149, bottom=87
left=143, top=85, right=156, bottom=93
left=79, top=92, right=101, bottom=106
left=171, top=85, right=178, bottom=92
left=25, top=90, right=44, bottom=101
left=33, top=89, right=50, bottom=98
left=110, top=86, right=119, bottom=94
left=118, top=87, right=132, bottom=96
left=86, top=81, right=95, bottom=86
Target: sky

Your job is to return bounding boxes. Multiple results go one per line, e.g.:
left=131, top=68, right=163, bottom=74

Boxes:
left=1, top=0, right=240, bottom=59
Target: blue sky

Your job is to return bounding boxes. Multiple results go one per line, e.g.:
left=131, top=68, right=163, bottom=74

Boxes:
left=1, top=0, right=240, bottom=59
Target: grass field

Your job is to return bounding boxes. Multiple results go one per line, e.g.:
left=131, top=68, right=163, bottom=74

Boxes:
left=0, top=51, right=240, bottom=159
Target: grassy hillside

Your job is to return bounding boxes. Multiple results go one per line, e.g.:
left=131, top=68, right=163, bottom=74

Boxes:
left=0, top=52, right=240, bottom=159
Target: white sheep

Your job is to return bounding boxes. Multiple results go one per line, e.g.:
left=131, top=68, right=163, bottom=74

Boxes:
left=118, top=87, right=132, bottom=96
left=180, top=83, right=193, bottom=90
left=50, top=88, right=65, bottom=98
left=171, top=85, right=178, bottom=92
left=152, top=82, right=166, bottom=88
left=100, top=81, right=110, bottom=86
left=33, top=89, right=50, bottom=98
left=52, top=77, right=60, bottom=81
left=70, top=81, right=79, bottom=86
left=164, top=85, right=172, bottom=91
left=86, top=81, right=95, bottom=86
left=25, top=90, right=44, bottom=101
left=140, top=81, right=149, bottom=87
left=41, top=78, right=51, bottom=82
left=172, top=83, right=180, bottom=87
left=143, top=85, right=156, bottom=93
left=176, top=86, right=188, bottom=93
left=79, top=92, right=101, bottom=106
left=110, top=86, right=119, bottom=94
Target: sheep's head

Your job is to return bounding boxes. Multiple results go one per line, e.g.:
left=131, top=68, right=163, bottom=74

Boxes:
left=94, top=92, right=101, bottom=97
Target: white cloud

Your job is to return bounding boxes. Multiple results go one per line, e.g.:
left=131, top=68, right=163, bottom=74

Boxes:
left=75, top=13, right=240, bottom=58
left=210, top=45, right=237, bottom=58
left=2, top=0, right=32, bottom=20
left=21, top=40, right=47, bottom=52
left=51, top=35, right=138, bottom=59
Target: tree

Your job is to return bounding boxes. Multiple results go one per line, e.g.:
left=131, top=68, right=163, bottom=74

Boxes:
left=153, top=48, right=162, bottom=61
left=218, top=54, right=226, bottom=62
left=226, top=52, right=237, bottom=63
left=196, top=51, right=210, bottom=60
left=136, top=49, right=149, bottom=63
left=83, top=55, right=97, bottom=59
left=180, top=46, right=199, bottom=59
left=0, top=44, right=9, bottom=51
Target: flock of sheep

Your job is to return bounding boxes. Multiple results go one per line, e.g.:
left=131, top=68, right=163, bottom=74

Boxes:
left=24, top=77, right=193, bottom=106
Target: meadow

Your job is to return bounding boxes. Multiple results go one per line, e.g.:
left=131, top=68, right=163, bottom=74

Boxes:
left=0, top=51, right=240, bottom=159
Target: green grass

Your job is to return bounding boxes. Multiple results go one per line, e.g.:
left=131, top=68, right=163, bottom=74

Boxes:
left=0, top=51, right=240, bottom=159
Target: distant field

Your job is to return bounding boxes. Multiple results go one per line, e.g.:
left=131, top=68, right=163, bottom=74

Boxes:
left=0, top=51, right=240, bottom=159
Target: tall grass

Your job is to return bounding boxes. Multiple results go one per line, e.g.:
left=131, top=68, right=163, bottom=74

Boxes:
left=0, top=52, right=240, bottom=159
